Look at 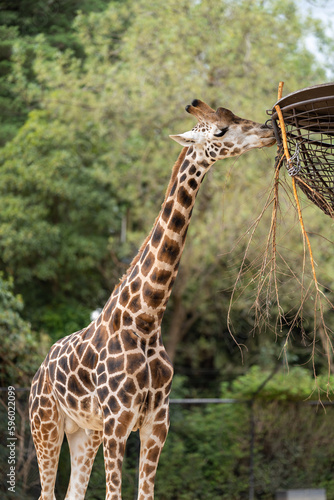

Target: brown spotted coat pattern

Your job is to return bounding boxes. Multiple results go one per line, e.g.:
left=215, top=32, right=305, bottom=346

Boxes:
left=29, top=99, right=275, bottom=500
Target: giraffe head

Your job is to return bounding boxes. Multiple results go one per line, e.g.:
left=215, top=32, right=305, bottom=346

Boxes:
left=170, top=99, right=275, bottom=159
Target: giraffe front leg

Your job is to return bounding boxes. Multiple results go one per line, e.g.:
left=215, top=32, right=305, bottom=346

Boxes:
left=138, top=404, right=170, bottom=500
left=30, top=371, right=64, bottom=500
left=103, top=436, right=125, bottom=500
left=65, top=426, right=103, bottom=500
left=31, top=413, right=64, bottom=500
left=103, top=408, right=137, bottom=500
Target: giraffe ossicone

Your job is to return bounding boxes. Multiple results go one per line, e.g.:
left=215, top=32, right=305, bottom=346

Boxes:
left=29, top=99, right=275, bottom=500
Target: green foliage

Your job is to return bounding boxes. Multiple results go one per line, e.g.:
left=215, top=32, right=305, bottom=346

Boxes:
left=0, top=108, right=122, bottom=336
left=158, top=403, right=249, bottom=500
left=0, top=273, right=47, bottom=386
left=1, top=0, right=110, bottom=41
left=224, top=365, right=334, bottom=401
left=0, top=25, right=28, bottom=145
left=0, top=0, right=112, bottom=145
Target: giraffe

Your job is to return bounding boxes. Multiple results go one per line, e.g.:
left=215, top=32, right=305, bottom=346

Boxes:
left=29, top=99, right=275, bottom=500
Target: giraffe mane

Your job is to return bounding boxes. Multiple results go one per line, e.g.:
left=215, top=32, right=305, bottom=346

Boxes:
left=115, top=146, right=189, bottom=290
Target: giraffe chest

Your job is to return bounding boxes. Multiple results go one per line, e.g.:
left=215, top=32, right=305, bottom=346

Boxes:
left=48, top=329, right=173, bottom=432
left=96, top=337, right=174, bottom=425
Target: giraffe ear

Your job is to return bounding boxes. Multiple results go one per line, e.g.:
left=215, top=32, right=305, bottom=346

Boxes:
left=169, top=131, right=197, bottom=146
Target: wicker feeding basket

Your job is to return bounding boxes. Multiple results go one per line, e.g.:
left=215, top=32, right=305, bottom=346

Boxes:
left=268, top=82, right=334, bottom=217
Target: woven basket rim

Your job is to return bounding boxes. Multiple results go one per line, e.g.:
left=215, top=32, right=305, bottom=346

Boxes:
left=269, top=82, right=334, bottom=121
left=273, top=82, right=334, bottom=109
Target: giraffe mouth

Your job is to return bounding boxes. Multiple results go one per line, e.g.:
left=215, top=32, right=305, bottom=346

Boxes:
left=265, top=137, right=277, bottom=147
left=260, top=121, right=276, bottom=146
left=260, top=128, right=276, bottom=147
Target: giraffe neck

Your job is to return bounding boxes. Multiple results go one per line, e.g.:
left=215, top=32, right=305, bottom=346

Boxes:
left=103, top=145, right=215, bottom=338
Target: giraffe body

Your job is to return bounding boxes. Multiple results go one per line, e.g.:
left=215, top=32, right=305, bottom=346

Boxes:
left=30, top=100, right=275, bottom=499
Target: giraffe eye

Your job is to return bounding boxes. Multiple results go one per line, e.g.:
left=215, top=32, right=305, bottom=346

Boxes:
left=214, top=127, right=228, bottom=137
